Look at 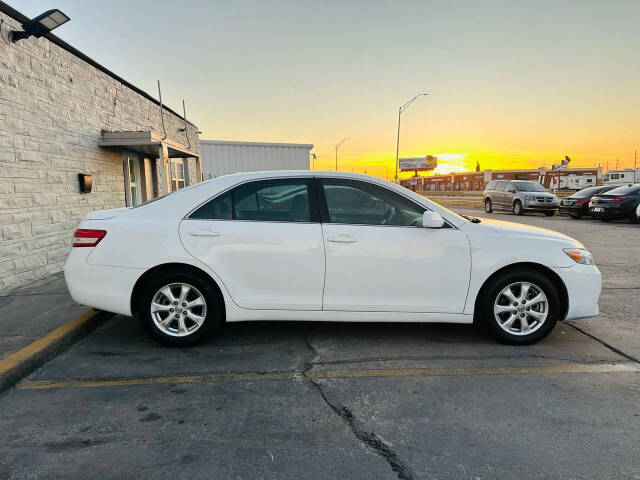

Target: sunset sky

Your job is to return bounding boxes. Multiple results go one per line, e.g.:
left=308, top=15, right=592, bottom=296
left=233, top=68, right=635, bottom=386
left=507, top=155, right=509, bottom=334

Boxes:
left=15, top=0, right=640, bottom=179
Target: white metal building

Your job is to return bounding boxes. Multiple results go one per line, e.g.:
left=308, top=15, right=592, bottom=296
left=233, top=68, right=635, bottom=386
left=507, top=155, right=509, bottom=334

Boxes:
left=200, top=140, right=313, bottom=179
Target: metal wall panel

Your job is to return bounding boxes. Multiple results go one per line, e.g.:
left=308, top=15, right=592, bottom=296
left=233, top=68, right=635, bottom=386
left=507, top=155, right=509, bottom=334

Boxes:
left=199, top=141, right=312, bottom=179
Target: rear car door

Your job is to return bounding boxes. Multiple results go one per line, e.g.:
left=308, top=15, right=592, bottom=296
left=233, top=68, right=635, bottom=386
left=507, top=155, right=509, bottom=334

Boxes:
left=317, top=178, right=471, bottom=313
left=179, top=178, right=325, bottom=310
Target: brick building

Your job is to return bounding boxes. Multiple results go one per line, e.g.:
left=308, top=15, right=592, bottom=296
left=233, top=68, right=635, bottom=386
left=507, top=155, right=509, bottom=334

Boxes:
left=401, top=167, right=602, bottom=192
left=0, top=2, right=202, bottom=289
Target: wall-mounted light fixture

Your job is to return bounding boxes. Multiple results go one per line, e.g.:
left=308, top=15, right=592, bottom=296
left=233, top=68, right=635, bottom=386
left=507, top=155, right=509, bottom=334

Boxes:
left=78, top=173, right=92, bottom=193
left=10, top=9, right=70, bottom=43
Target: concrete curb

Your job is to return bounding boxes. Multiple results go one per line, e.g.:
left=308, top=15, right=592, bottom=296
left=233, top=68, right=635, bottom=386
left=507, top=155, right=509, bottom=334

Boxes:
left=0, top=309, right=113, bottom=394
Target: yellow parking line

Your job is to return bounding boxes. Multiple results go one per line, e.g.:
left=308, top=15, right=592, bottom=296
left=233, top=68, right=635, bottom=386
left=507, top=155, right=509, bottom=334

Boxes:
left=0, top=310, right=98, bottom=379
left=17, top=362, right=638, bottom=390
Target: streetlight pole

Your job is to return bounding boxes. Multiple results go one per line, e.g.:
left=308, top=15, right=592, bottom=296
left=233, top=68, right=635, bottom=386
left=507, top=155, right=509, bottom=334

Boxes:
left=395, top=93, right=428, bottom=182
left=335, top=136, right=351, bottom=172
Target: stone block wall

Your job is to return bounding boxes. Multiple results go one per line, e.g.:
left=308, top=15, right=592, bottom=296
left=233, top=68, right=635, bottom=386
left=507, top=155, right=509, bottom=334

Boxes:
left=0, top=10, right=200, bottom=289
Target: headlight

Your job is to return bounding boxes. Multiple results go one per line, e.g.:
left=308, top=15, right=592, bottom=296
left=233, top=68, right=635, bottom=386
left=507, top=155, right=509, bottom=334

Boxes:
left=525, top=194, right=535, bottom=200
left=563, top=248, right=595, bottom=265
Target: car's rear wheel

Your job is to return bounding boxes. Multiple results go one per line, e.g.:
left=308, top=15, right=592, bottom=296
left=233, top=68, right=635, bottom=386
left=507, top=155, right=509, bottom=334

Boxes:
left=513, top=200, right=523, bottom=216
left=632, top=206, right=640, bottom=224
left=479, top=269, right=560, bottom=345
left=544, top=211, right=555, bottom=217
left=484, top=199, right=493, bottom=213
left=137, top=271, right=223, bottom=346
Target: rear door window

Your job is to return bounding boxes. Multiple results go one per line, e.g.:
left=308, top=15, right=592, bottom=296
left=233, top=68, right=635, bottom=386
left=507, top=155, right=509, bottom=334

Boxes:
left=190, top=179, right=316, bottom=222
left=494, top=181, right=506, bottom=191
left=485, top=181, right=496, bottom=190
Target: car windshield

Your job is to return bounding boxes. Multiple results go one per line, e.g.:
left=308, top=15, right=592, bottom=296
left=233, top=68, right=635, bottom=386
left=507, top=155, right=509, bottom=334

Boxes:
left=514, top=182, right=546, bottom=192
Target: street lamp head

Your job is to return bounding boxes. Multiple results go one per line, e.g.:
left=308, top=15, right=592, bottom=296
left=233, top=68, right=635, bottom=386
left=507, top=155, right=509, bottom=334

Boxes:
left=10, top=9, right=70, bottom=43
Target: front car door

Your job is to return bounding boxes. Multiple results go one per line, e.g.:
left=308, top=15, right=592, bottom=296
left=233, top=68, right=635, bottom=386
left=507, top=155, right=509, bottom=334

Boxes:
left=180, top=178, right=325, bottom=310
left=504, top=182, right=516, bottom=208
left=317, top=178, right=471, bottom=313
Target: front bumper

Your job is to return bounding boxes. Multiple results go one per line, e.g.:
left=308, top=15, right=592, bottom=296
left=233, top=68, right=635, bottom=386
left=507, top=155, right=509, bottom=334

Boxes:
left=553, top=263, right=601, bottom=321
left=523, top=200, right=558, bottom=210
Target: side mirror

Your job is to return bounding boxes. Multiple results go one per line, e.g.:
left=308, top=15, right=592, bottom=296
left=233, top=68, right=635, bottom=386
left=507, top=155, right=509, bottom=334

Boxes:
left=422, top=211, right=445, bottom=228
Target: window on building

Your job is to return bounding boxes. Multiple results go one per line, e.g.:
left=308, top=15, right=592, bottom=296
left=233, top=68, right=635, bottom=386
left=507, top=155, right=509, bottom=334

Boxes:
left=171, top=159, right=186, bottom=191
left=124, top=154, right=143, bottom=207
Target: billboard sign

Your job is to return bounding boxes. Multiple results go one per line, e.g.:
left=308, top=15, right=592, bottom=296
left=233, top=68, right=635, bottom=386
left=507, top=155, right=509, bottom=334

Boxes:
left=399, top=155, right=437, bottom=171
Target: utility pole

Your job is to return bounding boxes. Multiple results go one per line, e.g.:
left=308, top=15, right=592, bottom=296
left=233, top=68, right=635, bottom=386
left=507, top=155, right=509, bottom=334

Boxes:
left=395, top=93, right=428, bottom=182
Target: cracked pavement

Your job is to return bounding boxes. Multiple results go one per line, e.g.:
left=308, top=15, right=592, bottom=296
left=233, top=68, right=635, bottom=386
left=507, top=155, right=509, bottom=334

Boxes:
left=0, top=211, right=639, bottom=479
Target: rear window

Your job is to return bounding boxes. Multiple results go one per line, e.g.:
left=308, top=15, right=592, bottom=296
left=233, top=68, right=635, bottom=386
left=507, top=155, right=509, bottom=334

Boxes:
left=485, top=181, right=496, bottom=190
left=604, top=185, right=640, bottom=196
left=571, top=186, right=603, bottom=198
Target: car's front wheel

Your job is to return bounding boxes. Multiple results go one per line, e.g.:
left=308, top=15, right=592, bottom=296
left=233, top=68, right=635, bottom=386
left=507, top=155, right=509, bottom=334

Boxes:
left=513, top=200, right=523, bottom=216
left=479, top=269, right=560, bottom=345
left=137, top=271, right=223, bottom=346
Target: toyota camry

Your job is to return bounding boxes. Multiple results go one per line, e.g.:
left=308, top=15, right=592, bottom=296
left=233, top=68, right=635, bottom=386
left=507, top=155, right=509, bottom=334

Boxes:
left=64, top=171, right=601, bottom=346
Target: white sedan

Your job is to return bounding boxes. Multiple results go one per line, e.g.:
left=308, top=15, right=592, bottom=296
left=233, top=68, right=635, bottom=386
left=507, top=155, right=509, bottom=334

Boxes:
left=64, top=171, right=601, bottom=346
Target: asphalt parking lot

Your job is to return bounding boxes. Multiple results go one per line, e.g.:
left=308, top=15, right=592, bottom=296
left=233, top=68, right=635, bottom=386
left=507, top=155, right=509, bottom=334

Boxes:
left=1, top=209, right=639, bottom=479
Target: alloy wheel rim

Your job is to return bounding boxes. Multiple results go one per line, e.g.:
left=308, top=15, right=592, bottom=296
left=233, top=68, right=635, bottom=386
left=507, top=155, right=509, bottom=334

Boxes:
left=493, top=281, right=548, bottom=336
left=150, top=283, right=207, bottom=337
left=485, top=201, right=491, bottom=212
left=514, top=203, right=521, bottom=214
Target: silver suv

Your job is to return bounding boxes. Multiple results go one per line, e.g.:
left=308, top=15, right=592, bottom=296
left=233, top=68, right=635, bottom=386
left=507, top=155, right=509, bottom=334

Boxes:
left=483, top=180, right=558, bottom=216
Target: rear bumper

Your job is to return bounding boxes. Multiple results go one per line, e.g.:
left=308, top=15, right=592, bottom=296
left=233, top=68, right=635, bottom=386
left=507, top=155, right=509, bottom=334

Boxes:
left=553, top=264, right=601, bottom=321
left=64, top=248, right=143, bottom=316
left=589, top=205, right=632, bottom=218
left=558, top=205, right=587, bottom=216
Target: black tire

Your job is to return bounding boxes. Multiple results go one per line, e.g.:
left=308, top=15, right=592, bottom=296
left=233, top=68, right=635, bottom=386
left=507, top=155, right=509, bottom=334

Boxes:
left=544, top=211, right=555, bottom=217
left=137, top=270, right=223, bottom=347
left=569, top=213, right=583, bottom=219
left=632, top=207, right=640, bottom=224
left=513, top=200, right=523, bottom=216
left=479, top=269, right=560, bottom=345
left=484, top=199, right=493, bottom=213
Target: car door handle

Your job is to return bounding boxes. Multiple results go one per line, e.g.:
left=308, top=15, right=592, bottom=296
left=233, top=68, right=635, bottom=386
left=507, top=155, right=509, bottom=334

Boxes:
left=189, top=229, right=221, bottom=237
left=327, top=234, right=358, bottom=243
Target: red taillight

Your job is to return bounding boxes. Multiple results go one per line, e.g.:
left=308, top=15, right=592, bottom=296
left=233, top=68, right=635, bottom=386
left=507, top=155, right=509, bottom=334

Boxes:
left=73, top=229, right=106, bottom=247
left=575, top=198, right=589, bottom=206
left=610, top=197, right=626, bottom=204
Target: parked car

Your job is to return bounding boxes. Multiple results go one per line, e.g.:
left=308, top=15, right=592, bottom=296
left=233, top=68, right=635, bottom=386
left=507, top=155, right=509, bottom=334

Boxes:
left=589, top=184, right=640, bottom=223
left=65, top=172, right=601, bottom=346
left=558, top=185, right=616, bottom=219
left=483, top=180, right=558, bottom=216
